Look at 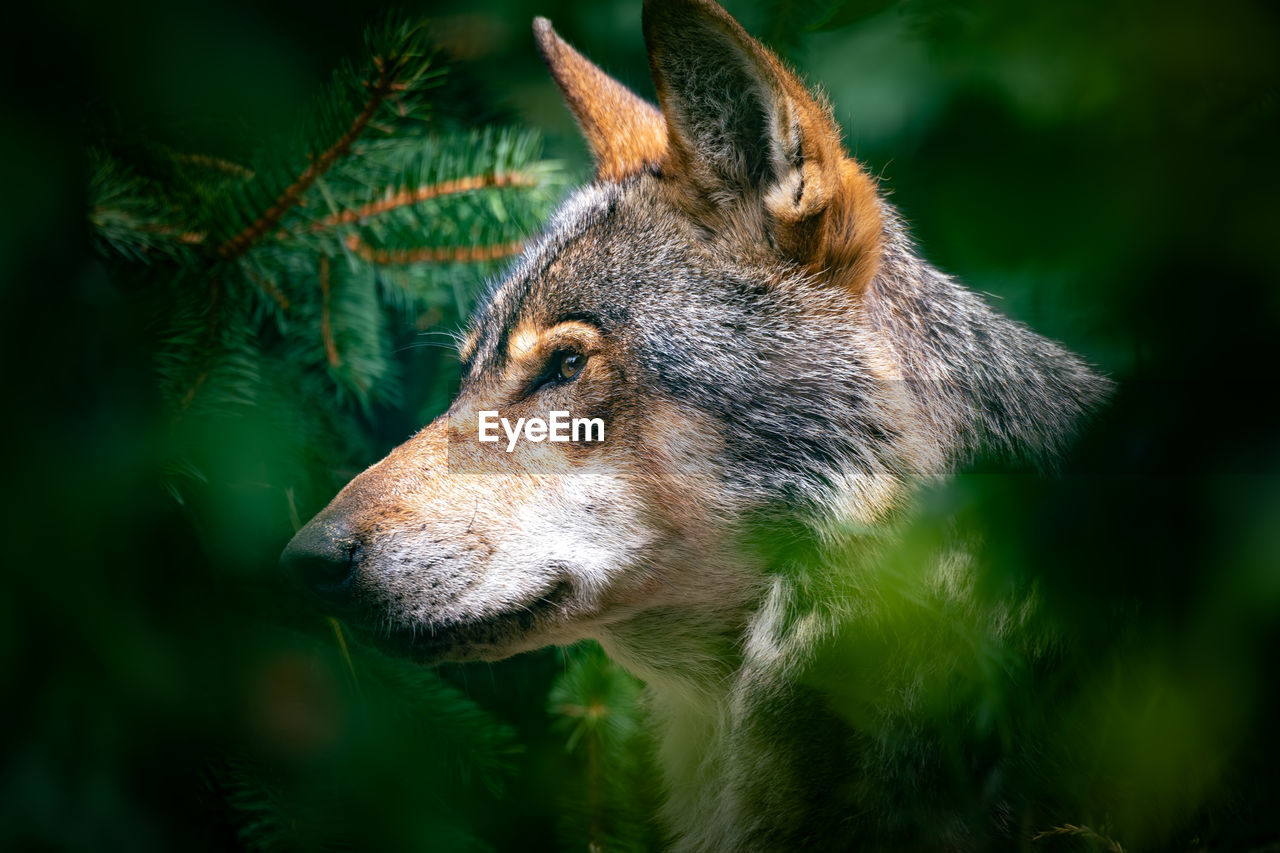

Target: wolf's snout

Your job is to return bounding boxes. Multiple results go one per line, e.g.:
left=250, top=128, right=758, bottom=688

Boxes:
left=280, top=517, right=358, bottom=606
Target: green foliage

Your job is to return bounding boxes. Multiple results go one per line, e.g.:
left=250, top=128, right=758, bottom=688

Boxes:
left=218, top=634, right=522, bottom=852
left=549, top=643, right=658, bottom=852
left=88, top=16, right=563, bottom=510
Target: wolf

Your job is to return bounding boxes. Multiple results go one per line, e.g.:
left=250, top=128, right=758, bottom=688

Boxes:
left=281, top=0, right=1109, bottom=848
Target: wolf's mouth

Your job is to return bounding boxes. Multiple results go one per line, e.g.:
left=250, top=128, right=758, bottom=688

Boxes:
left=352, top=579, right=576, bottom=664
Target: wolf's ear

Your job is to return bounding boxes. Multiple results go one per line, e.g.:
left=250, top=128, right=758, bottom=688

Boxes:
left=643, top=0, right=881, bottom=289
left=534, top=18, right=668, bottom=182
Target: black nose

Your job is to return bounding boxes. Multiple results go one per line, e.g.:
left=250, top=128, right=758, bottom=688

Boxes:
left=279, top=519, right=358, bottom=606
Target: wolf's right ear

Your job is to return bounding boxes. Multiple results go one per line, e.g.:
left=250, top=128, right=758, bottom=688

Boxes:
left=533, top=18, right=668, bottom=182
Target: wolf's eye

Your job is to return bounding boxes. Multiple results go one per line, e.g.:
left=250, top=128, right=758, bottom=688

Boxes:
left=556, top=351, right=585, bottom=381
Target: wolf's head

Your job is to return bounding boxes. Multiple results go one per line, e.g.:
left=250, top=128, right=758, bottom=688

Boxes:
left=280, top=0, right=1106, bottom=670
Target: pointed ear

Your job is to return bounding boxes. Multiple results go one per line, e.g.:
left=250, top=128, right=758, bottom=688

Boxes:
left=643, top=0, right=881, bottom=290
left=533, top=18, right=668, bottom=182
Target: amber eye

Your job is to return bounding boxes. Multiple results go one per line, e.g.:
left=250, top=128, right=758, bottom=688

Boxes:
left=556, top=351, right=585, bottom=381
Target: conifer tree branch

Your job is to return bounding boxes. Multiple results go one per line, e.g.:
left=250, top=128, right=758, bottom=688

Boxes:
left=172, top=152, right=255, bottom=179
left=90, top=207, right=207, bottom=247
left=318, top=257, right=341, bottom=367
left=244, top=268, right=291, bottom=311
left=1032, top=824, right=1124, bottom=852
left=344, top=234, right=523, bottom=265
left=217, top=54, right=407, bottom=259
left=300, top=172, right=538, bottom=233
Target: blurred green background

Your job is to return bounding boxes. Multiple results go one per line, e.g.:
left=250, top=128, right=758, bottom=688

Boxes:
left=2, top=0, right=1279, bottom=850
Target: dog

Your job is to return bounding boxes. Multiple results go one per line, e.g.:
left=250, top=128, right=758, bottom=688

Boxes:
left=281, top=0, right=1109, bottom=847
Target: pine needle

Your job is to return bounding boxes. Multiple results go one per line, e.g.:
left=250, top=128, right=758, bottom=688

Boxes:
left=328, top=617, right=360, bottom=691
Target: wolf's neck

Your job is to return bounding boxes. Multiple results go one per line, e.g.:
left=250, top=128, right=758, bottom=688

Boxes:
left=599, top=566, right=862, bottom=850
left=599, top=599, right=748, bottom=693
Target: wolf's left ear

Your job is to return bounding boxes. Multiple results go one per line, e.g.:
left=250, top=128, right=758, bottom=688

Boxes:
left=643, top=0, right=881, bottom=290
left=534, top=18, right=668, bottom=182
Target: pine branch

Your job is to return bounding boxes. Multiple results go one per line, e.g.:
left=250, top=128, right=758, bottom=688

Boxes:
left=550, top=643, right=653, bottom=852
left=1032, top=824, right=1125, bottom=852
left=301, top=171, right=538, bottom=233
left=344, top=233, right=523, bottom=264
left=243, top=267, right=291, bottom=311
left=88, top=150, right=207, bottom=262
left=171, top=151, right=256, bottom=179
left=89, top=212, right=207, bottom=246
left=318, top=256, right=340, bottom=367
left=217, top=53, right=413, bottom=259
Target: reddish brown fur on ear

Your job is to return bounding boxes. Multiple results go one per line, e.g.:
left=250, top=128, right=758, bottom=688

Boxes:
left=533, top=18, right=668, bottom=182
left=642, top=0, right=882, bottom=293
